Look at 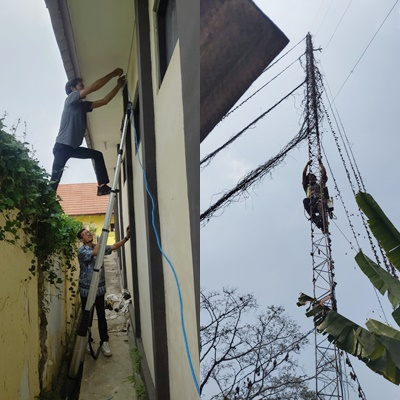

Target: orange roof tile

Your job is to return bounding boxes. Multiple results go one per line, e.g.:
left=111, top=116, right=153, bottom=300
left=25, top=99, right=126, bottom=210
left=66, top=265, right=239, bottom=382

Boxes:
left=57, top=183, right=109, bottom=216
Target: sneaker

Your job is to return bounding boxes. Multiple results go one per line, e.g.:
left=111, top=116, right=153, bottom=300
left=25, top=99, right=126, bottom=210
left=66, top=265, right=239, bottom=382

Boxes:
left=86, top=342, right=92, bottom=355
left=97, top=185, right=112, bottom=196
left=101, top=341, right=112, bottom=357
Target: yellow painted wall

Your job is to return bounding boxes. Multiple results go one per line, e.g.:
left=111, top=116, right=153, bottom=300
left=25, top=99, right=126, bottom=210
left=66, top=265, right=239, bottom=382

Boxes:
left=0, top=216, right=80, bottom=399
left=0, top=239, right=40, bottom=399
left=74, top=214, right=115, bottom=245
left=42, top=257, right=80, bottom=388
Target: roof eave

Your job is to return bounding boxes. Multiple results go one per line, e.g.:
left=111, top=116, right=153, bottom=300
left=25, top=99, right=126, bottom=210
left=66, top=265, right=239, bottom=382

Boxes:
left=200, top=0, right=289, bottom=142
left=44, top=0, right=92, bottom=147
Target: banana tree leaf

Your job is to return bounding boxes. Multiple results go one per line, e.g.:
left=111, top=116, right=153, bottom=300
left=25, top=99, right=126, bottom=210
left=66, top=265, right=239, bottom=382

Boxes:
left=297, top=292, right=314, bottom=306
left=355, top=250, right=400, bottom=310
left=366, top=319, right=400, bottom=371
left=393, top=308, right=400, bottom=328
left=298, top=293, right=400, bottom=384
left=366, top=319, right=400, bottom=340
left=356, top=192, right=400, bottom=269
left=297, top=293, right=325, bottom=323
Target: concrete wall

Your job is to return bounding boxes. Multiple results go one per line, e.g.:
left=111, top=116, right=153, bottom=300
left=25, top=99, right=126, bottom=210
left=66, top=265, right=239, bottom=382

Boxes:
left=119, top=15, right=159, bottom=382
left=148, top=3, right=199, bottom=398
left=45, top=0, right=199, bottom=398
left=0, top=237, right=40, bottom=400
left=116, top=4, right=199, bottom=394
left=0, top=217, right=80, bottom=399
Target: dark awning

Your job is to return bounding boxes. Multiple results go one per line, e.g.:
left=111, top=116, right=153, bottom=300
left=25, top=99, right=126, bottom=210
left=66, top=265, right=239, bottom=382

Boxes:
left=201, top=0, right=289, bottom=142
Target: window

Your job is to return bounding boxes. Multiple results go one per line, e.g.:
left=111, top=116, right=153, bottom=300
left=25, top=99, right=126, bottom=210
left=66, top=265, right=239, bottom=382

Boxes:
left=157, top=0, right=178, bottom=82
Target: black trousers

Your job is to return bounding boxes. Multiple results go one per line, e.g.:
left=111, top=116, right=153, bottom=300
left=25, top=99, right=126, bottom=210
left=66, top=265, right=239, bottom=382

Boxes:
left=303, top=197, right=319, bottom=216
left=50, top=142, right=109, bottom=190
left=81, top=294, right=109, bottom=343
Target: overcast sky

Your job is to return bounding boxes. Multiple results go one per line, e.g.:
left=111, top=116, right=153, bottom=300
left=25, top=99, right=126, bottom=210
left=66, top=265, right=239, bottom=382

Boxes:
left=0, top=0, right=97, bottom=184
left=201, top=0, right=400, bottom=398
left=1, top=0, right=400, bottom=398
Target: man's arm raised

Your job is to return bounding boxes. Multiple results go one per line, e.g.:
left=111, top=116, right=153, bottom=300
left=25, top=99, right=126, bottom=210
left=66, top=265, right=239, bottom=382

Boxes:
left=80, top=68, right=123, bottom=99
left=302, top=160, right=311, bottom=187
left=318, top=156, right=328, bottom=184
left=91, top=76, right=126, bottom=109
left=91, top=226, right=130, bottom=256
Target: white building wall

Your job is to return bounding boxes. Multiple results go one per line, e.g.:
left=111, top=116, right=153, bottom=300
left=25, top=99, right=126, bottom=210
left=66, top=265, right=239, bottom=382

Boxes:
left=148, top=7, right=200, bottom=394
left=132, top=142, right=156, bottom=382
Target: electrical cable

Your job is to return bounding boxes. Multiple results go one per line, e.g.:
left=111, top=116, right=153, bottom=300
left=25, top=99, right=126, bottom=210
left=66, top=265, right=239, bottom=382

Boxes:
left=315, top=0, right=335, bottom=37
left=261, top=36, right=306, bottom=74
left=321, top=0, right=354, bottom=56
left=201, top=120, right=307, bottom=223
left=211, top=38, right=306, bottom=128
left=200, top=80, right=306, bottom=168
left=221, top=55, right=304, bottom=123
left=309, top=0, right=329, bottom=34
left=322, top=78, right=397, bottom=276
left=126, top=96, right=200, bottom=396
left=334, top=0, right=399, bottom=100
left=215, top=37, right=306, bottom=126
left=320, top=91, right=391, bottom=323
left=319, top=66, right=367, bottom=191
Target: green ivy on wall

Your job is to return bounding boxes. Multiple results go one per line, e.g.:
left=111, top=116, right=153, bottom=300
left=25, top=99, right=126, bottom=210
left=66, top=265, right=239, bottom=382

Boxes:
left=0, top=117, right=82, bottom=289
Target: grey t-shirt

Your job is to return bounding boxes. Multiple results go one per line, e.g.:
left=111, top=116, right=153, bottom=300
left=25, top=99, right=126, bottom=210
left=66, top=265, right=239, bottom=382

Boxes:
left=55, top=91, right=93, bottom=148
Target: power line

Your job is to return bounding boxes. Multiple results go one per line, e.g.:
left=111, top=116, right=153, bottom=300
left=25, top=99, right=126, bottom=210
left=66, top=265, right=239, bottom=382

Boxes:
left=334, top=0, right=399, bottom=100
left=321, top=0, right=354, bottom=56
left=315, top=0, right=335, bottom=36
left=200, top=80, right=306, bottom=168
left=261, top=36, right=306, bottom=74
left=222, top=55, right=303, bottom=122
left=215, top=38, right=306, bottom=126
left=200, top=120, right=307, bottom=223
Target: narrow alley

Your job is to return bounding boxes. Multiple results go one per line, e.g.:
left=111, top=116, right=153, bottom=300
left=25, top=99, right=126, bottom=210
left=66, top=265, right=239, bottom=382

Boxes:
left=78, top=253, right=139, bottom=400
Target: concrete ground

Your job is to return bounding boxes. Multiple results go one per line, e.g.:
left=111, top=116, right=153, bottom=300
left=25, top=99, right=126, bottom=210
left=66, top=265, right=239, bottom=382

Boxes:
left=79, top=253, right=138, bottom=400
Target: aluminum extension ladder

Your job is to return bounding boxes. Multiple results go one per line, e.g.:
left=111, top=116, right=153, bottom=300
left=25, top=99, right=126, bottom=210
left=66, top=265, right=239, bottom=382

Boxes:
left=68, top=100, right=132, bottom=379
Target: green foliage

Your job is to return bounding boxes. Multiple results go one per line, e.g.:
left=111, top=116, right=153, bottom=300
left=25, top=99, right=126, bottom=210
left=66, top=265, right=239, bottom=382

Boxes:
left=35, top=388, right=63, bottom=400
left=0, top=117, right=82, bottom=289
left=130, top=346, right=141, bottom=374
left=356, top=192, right=400, bottom=269
left=298, top=293, right=400, bottom=384
left=127, top=347, right=146, bottom=399
left=298, top=191, right=400, bottom=386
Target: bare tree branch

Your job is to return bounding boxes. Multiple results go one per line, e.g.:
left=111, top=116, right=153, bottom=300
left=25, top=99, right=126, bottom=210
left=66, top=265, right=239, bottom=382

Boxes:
left=201, top=288, right=315, bottom=399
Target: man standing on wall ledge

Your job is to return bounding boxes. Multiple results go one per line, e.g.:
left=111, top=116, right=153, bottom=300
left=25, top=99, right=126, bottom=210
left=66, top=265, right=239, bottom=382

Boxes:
left=50, top=68, right=126, bottom=195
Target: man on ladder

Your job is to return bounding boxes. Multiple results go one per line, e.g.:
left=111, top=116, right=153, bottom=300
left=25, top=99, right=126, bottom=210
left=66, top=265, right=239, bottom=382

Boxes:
left=68, top=98, right=132, bottom=379
left=76, top=225, right=131, bottom=357
left=50, top=68, right=126, bottom=194
left=302, top=156, right=330, bottom=234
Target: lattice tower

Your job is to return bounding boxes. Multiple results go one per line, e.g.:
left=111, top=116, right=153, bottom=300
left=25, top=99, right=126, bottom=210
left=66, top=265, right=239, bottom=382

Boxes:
left=305, top=33, right=345, bottom=399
